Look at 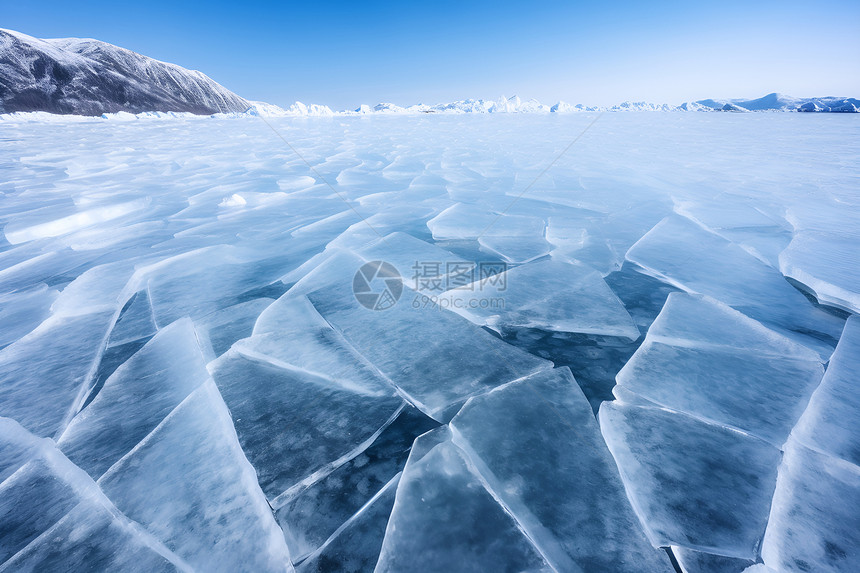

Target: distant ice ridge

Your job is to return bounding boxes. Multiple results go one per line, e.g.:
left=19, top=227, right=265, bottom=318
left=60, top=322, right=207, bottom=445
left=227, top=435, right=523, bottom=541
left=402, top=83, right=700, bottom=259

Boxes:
left=241, top=101, right=335, bottom=117
left=4, top=91, right=857, bottom=123
left=346, top=95, right=716, bottom=114
left=346, top=93, right=858, bottom=114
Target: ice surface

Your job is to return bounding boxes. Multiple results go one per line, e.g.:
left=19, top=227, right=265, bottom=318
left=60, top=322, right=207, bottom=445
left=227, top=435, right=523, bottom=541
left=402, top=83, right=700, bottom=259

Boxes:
left=1, top=113, right=858, bottom=569
left=0, top=502, right=188, bottom=573
left=450, top=367, right=672, bottom=571
left=0, top=310, right=114, bottom=437
left=780, top=230, right=860, bottom=313
left=439, top=259, right=640, bottom=339
left=3, top=198, right=149, bottom=245
left=779, top=202, right=860, bottom=314
left=0, top=244, right=93, bottom=292
left=427, top=202, right=551, bottom=263
left=791, top=316, right=860, bottom=465
left=211, top=348, right=403, bottom=500
left=426, top=203, right=507, bottom=240
left=546, top=199, right=671, bottom=275
left=603, top=262, right=680, bottom=332
left=375, top=436, right=552, bottom=573
left=57, top=318, right=210, bottom=478
left=135, top=246, right=300, bottom=327
left=0, top=455, right=100, bottom=563
left=282, top=228, right=466, bottom=294
left=673, top=197, right=793, bottom=269
left=295, top=473, right=400, bottom=573
left=246, top=295, right=399, bottom=398
left=49, top=260, right=139, bottom=316
left=478, top=234, right=552, bottom=264
left=760, top=440, right=860, bottom=573
left=194, top=297, right=274, bottom=360
left=0, top=284, right=58, bottom=348
left=0, top=418, right=189, bottom=572
left=616, top=293, right=824, bottom=445
left=293, top=250, right=552, bottom=421
left=107, top=289, right=158, bottom=347
left=672, top=546, right=754, bottom=573
left=356, top=231, right=474, bottom=291
left=0, top=424, right=88, bottom=564
left=98, top=381, right=291, bottom=572
left=0, top=417, right=44, bottom=483
left=626, top=214, right=844, bottom=355
left=275, top=406, right=436, bottom=561
left=599, top=402, right=781, bottom=558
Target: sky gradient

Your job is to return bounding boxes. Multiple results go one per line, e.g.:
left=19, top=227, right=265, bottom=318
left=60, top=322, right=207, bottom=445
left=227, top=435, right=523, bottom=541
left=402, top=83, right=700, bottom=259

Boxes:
left=5, top=1, right=859, bottom=110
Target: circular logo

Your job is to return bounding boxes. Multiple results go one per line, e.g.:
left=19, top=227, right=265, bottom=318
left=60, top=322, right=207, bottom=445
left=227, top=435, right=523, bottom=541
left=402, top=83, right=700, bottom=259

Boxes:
left=353, top=260, right=403, bottom=310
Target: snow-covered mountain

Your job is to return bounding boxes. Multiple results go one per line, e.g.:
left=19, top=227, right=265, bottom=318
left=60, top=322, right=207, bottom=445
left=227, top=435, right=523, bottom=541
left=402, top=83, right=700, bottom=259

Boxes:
left=696, top=92, right=859, bottom=113
left=1, top=27, right=856, bottom=117
left=0, top=28, right=250, bottom=115
left=343, top=94, right=858, bottom=115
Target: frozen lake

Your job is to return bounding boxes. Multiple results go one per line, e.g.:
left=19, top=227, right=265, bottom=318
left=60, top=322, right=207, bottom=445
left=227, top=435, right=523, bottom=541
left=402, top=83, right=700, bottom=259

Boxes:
left=1, top=113, right=858, bottom=572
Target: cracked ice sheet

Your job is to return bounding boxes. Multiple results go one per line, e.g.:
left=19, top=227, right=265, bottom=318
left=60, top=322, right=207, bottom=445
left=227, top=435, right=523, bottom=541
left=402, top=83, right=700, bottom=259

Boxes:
left=780, top=229, right=860, bottom=314
left=0, top=502, right=187, bottom=573
left=449, top=367, right=672, bottom=572
left=0, top=242, right=97, bottom=292
left=438, top=259, right=639, bottom=340
left=223, top=293, right=432, bottom=562
left=599, top=402, right=781, bottom=559
left=48, top=259, right=140, bottom=316
left=672, top=196, right=793, bottom=269
left=778, top=202, right=860, bottom=314
left=1, top=111, right=858, bottom=571
left=107, top=289, right=158, bottom=346
left=0, top=258, right=165, bottom=438
left=210, top=347, right=404, bottom=501
left=615, top=292, right=824, bottom=446
left=356, top=231, right=476, bottom=293
left=792, top=315, right=860, bottom=466
left=57, top=318, right=210, bottom=478
left=375, top=427, right=553, bottom=573
left=286, top=249, right=551, bottom=422
left=671, top=546, right=754, bottom=573
left=426, top=202, right=551, bottom=263
left=281, top=231, right=475, bottom=296
left=215, top=293, right=406, bottom=503
left=98, top=381, right=292, bottom=572
left=294, top=475, right=400, bottom=573
left=277, top=406, right=436, bottom=564
left=0, top=284, right=58, bottom=349
left=545, top=199, right=671, bottom=276
left=0, top=417, right=189, bottom=572
left=625, top=214, right=844, bottom=357
left=760, top=440, right=860, bottom=573
left=0, top=309, right=115, bottom=437
left=194, top=297, right=275, bottom=360
left=133, top=245, right=305, bottom=327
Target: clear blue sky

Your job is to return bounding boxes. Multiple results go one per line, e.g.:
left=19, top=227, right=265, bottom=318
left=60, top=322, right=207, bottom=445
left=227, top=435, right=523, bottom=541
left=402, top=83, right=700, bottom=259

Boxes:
left=5, top=1, right=859, bottom=110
